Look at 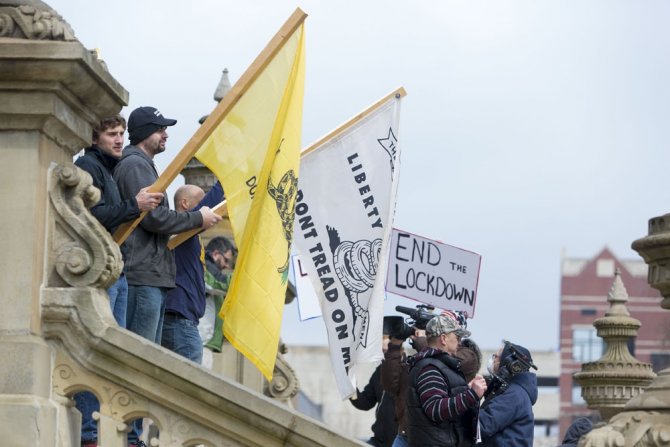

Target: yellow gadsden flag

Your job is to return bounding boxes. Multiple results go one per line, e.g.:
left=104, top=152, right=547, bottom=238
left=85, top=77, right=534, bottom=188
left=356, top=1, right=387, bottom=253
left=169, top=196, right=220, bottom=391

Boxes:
left=195, top=19, right=305, bottom=379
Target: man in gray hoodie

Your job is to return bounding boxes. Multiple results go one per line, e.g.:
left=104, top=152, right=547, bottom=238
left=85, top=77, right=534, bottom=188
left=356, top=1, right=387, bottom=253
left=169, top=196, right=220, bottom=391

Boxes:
left=115, top=107, right=222, bottom=446
left=114, top=106, right=222, bottom=346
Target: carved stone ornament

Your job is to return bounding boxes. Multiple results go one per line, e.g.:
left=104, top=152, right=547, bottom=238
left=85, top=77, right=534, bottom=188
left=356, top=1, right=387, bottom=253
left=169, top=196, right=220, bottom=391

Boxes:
left=48, top=162, right=122, bottom=288
left=265, top=342, right=299, bottom=402
left=0, top=2, right=75, bottom=40
left=582, top=410, right=670, bottom=447
left=574, top=269, right=656, bottom=420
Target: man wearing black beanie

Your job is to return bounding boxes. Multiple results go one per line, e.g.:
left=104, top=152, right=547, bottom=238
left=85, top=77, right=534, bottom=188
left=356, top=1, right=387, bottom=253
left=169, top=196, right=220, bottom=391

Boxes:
left=113, top=106, right=223, bottom=445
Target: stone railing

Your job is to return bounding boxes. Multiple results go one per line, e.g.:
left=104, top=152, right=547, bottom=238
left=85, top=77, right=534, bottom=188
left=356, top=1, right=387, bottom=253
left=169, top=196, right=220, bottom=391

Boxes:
left=42, top=162, right=363, bottom=446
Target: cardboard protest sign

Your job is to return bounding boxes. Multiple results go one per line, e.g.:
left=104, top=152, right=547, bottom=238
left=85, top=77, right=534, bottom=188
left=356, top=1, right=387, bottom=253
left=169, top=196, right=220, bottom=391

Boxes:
left=386, top=228, right=481, bottom=317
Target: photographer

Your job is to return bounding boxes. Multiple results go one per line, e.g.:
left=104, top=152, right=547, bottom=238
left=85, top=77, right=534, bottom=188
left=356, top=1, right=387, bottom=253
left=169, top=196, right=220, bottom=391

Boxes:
left=382, top=309, right=481, bottom=447
left=478, top=341, right=538, bottom=446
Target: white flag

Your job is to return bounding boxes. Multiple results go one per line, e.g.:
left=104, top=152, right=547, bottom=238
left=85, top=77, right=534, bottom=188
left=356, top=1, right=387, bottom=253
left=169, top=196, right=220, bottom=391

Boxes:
left=292, top=89, right=404, bottom=398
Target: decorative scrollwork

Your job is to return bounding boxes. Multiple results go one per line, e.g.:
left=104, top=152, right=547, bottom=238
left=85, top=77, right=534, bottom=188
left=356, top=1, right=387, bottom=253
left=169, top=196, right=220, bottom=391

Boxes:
left=48, top=162, right=121, bottom=288
left=1, top=4, right=74, bottom=40
left=582, top=411, right=670, bottom=447
left=0, top=5, right=75, bottom=40
left=265, top=349, right=299, bottom=402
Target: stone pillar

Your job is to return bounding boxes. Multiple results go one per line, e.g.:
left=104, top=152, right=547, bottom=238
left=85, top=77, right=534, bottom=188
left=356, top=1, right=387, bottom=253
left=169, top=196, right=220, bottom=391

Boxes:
left=0, top=1, right=128, bottom=444
left=580, top=217, right=670, bottom=445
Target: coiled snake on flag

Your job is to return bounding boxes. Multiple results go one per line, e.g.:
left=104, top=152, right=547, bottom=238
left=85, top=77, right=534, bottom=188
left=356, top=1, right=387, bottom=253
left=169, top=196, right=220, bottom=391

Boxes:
left=327, top=226, right=383, bottom=331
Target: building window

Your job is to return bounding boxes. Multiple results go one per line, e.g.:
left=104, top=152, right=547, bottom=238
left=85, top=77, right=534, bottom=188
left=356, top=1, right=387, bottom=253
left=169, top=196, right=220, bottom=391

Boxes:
left=597, top=259, right=615, bottom=277
left=651, top=353, right=670, bottom=372
left=581, top=308, right=597, bottom=316
left=572, top=327, right=603, bottom=362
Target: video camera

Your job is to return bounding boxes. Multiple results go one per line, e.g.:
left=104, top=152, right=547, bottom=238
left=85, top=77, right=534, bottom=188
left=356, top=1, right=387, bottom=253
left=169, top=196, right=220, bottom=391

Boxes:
left=390, top=304, right=436, bottom=340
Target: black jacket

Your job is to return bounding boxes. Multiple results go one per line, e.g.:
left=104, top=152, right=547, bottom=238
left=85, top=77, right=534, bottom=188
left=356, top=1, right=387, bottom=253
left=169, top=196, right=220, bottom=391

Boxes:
left=349, top=364, right=397, bottom=447
left=407, top=349, right=475, bottom=447
left=74, top=145, right=140, bottom=233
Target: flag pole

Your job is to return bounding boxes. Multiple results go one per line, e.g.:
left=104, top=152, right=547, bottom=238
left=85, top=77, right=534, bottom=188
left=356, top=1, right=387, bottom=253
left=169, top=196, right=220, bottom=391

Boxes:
left=302, top=86, right=406, bottom=157
left=166, top=86, right=407, bottom=250
left=113, top=8, right=308, bottom=245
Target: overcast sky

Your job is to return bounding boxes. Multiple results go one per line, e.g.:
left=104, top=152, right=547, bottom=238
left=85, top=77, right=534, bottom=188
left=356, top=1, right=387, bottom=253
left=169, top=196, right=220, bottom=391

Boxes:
left=48, top=0, right=670, bottom=351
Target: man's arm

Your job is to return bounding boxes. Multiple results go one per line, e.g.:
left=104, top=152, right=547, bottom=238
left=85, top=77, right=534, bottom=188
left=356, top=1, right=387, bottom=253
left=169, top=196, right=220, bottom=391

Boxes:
left=194, top=181, right=224, bottom=211
left=416, top=365, right=482, bottom=423
left=349, top=365, right=381, bottom=411
left=115, top=159, right=204, bottom=234
left=478, top=385, right=522, bottom=439
left=75, top=157, right=141, bottom=231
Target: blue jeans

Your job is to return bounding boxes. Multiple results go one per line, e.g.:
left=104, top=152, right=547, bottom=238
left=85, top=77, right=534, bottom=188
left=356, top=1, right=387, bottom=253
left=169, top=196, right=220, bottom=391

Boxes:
left=75, top=275, right=129, bottom=442
left=125, top=285, right=166, bottom=443
left=74, top=391, right=99, bottom=443
left=161, top=313, right=203, bottom=364
left=108, top=274, right=128, bottom=328
left=126, top=285, right=167, bottom=344
left=392, top=433, right=408, bottom=447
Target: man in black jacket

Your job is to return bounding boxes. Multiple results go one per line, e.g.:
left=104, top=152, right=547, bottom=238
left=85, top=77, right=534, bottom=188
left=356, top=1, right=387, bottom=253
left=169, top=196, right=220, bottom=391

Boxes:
left=349, top=324, right=397, bottom=447
left=75, top=115, right=163, bottom=326
left=74, top=115, right=163, bottom=447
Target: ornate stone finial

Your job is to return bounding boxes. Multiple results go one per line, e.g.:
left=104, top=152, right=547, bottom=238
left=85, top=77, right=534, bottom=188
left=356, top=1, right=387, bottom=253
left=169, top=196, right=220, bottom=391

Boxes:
left=632, top=214, right=670, bottom=309
left=605, top=268, right=631, bottom=318
left=213, top=68, right=232, bottom=102
left=189, top=67, right=231, bottom=188
left=48, top=162, right=122, bottom=288
left=574, top=270, right=656, bottom=421
left=0, top=1, right=76, bottom=40
left=198, top=68, right=231, bottom=124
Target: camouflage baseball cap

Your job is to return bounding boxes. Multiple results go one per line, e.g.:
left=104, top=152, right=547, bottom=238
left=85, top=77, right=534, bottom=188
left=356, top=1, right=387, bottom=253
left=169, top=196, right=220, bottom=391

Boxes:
left=426, top=314, right=471, bottom=339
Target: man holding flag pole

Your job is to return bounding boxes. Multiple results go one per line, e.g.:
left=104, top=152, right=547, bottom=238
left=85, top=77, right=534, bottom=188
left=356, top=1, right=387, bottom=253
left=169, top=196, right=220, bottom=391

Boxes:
left=114, top=9, right=309, bottom=382
left=114, top=107, right=222, bottom=346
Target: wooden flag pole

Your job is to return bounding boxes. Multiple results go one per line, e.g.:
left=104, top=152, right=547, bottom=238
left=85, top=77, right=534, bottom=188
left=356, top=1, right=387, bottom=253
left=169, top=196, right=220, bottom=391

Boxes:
left=166, top=86, right=407, bottom=250
left=113, top=8, right=308, bottom=245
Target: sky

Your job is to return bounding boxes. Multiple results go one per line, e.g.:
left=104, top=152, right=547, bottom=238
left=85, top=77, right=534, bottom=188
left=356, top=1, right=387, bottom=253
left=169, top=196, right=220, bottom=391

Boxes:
left=47, top=0, right=670, bottom=351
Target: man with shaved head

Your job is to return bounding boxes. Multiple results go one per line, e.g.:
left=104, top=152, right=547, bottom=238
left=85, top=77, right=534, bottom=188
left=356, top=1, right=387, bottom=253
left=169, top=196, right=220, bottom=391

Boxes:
left=161, top=181, right=224, bottom=363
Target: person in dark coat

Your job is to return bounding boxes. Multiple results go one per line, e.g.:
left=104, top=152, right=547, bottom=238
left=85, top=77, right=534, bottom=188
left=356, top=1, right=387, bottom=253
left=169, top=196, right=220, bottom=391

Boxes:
left=382, top=311, right=481, bottom=447
left=74, top=115, right=164, bottom=447
left=478, top=341, right=538, bottom=447
left=161, top=183, right=224, bottom=364
left=406, top=315, right=487, bottom=447
left=558, top=417, right=593, bottom=447
left=349, top=321, right=398, bottom=447
left=74, top=115, right=164, bottom=327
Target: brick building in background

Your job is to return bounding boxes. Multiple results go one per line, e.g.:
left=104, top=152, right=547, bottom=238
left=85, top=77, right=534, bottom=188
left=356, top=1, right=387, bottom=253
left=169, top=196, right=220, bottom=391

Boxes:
left=559, top=247, right=670, bottom=436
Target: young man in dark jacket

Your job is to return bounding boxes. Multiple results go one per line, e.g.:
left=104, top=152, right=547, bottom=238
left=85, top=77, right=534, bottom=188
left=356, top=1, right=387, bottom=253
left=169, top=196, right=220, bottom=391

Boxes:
left=478, top=341, right=538, bottom=447
left=74, top=115, right=163, bottom=327
left=406, top=315, right=487, bottom=447
left=74, top=115, right=163, bottom=447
